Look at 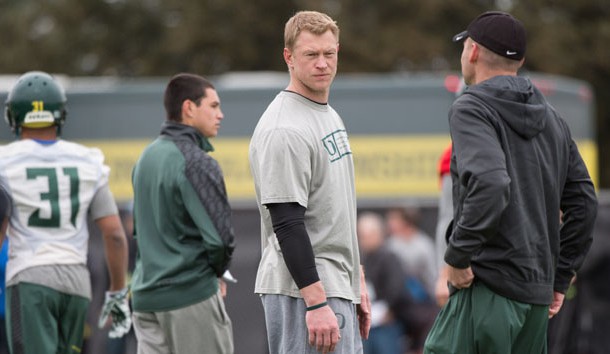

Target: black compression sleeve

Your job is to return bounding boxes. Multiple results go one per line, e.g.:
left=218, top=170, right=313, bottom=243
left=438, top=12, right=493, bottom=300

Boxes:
left=267, top=202, right=320, bottom=289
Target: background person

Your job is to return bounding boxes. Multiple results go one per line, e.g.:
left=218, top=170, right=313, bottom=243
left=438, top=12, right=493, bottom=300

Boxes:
left=386, top=206, right=437, bottom=301
left=433, top=144, right=452, bottom=307
left=249, top=10, right=371, bottom=354
left=130, top=73, right=236, bottom=354
left=0, top=71, right=130, bottom=354
left=358, top=212, right=407, bottom=354
left=385, top=207, right=438, bottom=353
left=424, top=11, right=598, bottom=353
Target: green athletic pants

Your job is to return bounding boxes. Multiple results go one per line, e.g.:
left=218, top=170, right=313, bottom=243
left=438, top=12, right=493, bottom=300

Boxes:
left=6, top=282, right=89, bottom=354
left=424, top=280, right=549, bottom=354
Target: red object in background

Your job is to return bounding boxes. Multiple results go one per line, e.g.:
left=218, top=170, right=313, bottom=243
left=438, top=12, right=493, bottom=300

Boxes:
left=438, top=144, right=452, bottom=178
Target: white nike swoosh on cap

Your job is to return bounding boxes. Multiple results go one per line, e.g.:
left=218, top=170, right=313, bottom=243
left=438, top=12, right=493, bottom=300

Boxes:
left=506, top=50, right=517, bottom=55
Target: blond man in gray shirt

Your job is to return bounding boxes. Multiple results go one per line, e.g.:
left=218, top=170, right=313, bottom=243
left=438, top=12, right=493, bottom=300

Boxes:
left=249, top=10, right=371, bottom=354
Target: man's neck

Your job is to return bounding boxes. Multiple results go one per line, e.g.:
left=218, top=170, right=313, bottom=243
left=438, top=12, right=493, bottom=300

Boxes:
left=474, top=68, right=518, bottom=85
left=20, top=126, right=58, bottom=141
left=286, top=82, right=329, bottom=104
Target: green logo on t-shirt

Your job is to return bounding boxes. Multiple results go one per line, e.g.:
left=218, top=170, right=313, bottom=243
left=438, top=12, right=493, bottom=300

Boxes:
left=322, top=129, right=352, bottom=162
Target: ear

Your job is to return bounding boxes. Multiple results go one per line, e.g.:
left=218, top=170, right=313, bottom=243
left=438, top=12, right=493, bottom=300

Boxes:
left=283, top=47, right=293, bottom=69
left=469, top=42, right=480, bottom=63
left=181, top=99, right=193, bottom=123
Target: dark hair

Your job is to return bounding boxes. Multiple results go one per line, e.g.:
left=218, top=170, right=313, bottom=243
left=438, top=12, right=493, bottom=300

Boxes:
left=163, top=73, right=215, bottom=122
left=387, top=206, right=421, bottom=227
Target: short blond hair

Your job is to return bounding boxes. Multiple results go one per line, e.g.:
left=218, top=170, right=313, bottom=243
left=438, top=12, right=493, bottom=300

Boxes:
left=284, top=10, right=339, bottom=51
left=476, top=41, right=523, bottom=72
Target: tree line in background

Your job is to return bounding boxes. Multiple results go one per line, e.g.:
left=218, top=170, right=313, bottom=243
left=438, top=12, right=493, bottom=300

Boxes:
left=0, top=0, right=608, bottom=187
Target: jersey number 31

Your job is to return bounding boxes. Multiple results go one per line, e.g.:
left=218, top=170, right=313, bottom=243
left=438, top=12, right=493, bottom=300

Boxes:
left=27, top=167, right=80, bottom=228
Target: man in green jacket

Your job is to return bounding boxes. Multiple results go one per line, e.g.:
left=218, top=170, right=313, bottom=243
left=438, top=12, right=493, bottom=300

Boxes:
left=131, top=73, right=236, bottom=354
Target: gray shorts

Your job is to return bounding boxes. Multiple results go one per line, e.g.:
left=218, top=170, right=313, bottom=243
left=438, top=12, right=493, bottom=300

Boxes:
left=133, top=291, right=233, bottom=354
left=261, top=294, right=363, bottom=354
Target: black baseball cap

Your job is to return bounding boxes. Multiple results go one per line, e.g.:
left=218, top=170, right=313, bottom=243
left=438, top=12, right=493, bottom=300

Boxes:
left=452, top=11, right=526, bottom=61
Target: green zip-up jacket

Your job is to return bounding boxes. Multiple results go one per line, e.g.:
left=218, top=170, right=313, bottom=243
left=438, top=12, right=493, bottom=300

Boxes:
left=131, top=121, right=235, bottom=312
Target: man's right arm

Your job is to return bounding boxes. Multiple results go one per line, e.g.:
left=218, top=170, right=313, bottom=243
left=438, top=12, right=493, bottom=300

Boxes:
left=266, top=203, right=319, bottom=289
left=267, top=202, right=340, bottom=353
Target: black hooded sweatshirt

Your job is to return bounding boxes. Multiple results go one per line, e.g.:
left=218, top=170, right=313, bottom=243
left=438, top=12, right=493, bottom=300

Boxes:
left=445, top=75, right=597, bottom=305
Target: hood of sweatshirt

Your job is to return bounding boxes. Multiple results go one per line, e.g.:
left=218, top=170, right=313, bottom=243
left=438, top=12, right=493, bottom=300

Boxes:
left=464, top=75, right=549, bottom=140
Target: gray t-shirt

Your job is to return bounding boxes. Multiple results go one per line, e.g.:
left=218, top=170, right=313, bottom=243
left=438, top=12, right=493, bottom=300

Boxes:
left=249, top=91, right=361, bottom=302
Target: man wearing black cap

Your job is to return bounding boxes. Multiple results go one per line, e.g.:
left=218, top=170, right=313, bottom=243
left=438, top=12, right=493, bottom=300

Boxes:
left=424, top=11, right=598, bottom=353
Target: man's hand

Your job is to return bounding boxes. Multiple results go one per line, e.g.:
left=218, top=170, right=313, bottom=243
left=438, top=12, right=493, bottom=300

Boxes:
left=98, top=288, right=132, bottom=338
left=219, top=278, right=227, bottom=298
left=306, top=305, right=340, bottom=354
left=548, top=291, right=565, bottom=319
left=301, top=281, right=340, bottom=353
left=447, top=265, right=474, bottom=289
left=220, top=270, right=237, bottom=298
left=357, top=265, right=371, bottom=339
